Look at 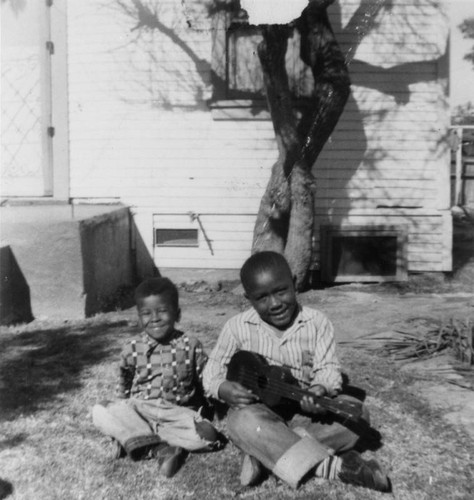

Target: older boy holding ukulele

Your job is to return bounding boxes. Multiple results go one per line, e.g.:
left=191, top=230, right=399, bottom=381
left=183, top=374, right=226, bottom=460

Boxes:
left=203, top=251, right=391, bottom=492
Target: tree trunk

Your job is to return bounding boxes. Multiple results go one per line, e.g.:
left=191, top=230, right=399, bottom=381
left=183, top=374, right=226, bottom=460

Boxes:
left=252, top=26, right=297, bottom=255
left=252, top=0, right=351, bottom=290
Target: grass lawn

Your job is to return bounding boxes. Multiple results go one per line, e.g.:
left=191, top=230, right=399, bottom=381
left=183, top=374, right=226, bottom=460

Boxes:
left=0, top=290, right=473, bottom=500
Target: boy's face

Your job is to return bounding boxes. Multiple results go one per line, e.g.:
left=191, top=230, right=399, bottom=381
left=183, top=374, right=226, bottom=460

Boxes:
left=244, top=265, right=298, bottom=330
left=137, top=294, right=180, bottom=343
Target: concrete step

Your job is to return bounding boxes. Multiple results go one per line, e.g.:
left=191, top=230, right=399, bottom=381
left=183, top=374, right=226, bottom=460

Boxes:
left=1, top=204, right=152, bottom=322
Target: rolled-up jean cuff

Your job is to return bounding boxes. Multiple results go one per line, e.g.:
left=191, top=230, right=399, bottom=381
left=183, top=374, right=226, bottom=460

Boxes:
left=272, top=437, right=330, bottom=488
left=293, top=426, right=335, bottom=456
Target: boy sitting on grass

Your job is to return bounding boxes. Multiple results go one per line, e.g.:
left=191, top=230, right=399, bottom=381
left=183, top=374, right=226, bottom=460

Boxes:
left=92, top=277, right=222, bottom=478
left=203, top=251, right=391, bottom=493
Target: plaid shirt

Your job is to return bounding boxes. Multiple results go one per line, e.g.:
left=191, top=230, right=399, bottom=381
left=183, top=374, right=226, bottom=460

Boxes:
left=203, top=306, right=342, bottom=400
left=117, top=330, right=207, bottom=407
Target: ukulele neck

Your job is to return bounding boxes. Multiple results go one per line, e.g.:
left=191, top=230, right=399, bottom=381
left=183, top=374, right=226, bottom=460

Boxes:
left=277, top=381, right=347, bottom=416
left=279, top=383, right=320, bottom=404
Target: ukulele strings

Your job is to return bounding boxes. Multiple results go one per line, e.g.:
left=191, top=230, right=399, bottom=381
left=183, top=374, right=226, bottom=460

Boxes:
left=252, top=353, right=313, bottom=389
left=234, top=370, right=347, bottom=415
left=235, top=370, right=300, bottom=397
left=238, top=369, right=359, bottom=426
left=238, top=368, right=355, bottom=427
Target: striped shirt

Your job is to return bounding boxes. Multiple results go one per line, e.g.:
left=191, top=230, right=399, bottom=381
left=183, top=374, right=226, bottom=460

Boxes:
left=117, top=330, right=207, bottom=407
left=202, top=306, right=342, bottom=399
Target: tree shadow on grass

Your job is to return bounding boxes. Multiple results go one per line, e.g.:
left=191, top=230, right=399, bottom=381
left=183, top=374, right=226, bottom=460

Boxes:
left=0, top=320, right=134, bottom=422
left=0, top=433, right=27, bottom=451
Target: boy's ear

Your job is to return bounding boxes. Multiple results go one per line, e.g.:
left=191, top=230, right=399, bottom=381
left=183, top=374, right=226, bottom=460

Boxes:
left=176, top=308, right=182, bottom=322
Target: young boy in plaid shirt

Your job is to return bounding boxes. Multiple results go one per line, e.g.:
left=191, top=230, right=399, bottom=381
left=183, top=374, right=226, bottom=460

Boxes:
left=92, top=277, right=222, bottom=477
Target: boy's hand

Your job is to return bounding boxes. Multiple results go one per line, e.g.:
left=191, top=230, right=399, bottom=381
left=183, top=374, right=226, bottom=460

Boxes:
left=300, top=384, right=328, bottom=415
left=218, top=381, right=259, bottom=408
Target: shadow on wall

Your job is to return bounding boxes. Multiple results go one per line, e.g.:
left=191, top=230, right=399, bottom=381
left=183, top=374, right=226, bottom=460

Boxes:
left=322, top=0, right=450, bottom=215
left=0, top=246, right=34, bottom=326
left=79, top=209, right=158, bottom=317
left=452, top=216, right=474, bottom=276
left=131, top=211, right=161, bottom=285
left=110, top=0, right=214, bottom=111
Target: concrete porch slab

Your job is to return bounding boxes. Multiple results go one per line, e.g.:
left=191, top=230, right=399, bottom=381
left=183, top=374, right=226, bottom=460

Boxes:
left=0, top=204, right=139, bottom=321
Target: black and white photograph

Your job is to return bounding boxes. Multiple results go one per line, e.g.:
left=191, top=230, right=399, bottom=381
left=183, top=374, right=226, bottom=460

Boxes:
left=1, top=0, right=473, bottom=498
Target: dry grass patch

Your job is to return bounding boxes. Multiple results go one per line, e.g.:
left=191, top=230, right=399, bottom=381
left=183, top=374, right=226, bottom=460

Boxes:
left=0, top=309, right=473, bottom=499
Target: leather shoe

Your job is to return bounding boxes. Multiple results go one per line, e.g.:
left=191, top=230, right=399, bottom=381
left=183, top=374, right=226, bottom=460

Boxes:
left=339, top=451, right=391, bottom=492
left=110, top=438, right=126, bottom=459
left=153, top=445, right=186, bottom=478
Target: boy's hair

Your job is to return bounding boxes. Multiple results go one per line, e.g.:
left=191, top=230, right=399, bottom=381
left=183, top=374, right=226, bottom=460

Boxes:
left=134, top=277, right=179, bottom=310
left=240, top=251, right=292, bottom=292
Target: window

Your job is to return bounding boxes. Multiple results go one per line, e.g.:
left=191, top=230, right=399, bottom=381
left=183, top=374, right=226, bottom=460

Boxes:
left=155, top=229, right=199, bottom=247
left=320, top=225, right=408, bottom=283
left=210, top=4, right=313, bottom=112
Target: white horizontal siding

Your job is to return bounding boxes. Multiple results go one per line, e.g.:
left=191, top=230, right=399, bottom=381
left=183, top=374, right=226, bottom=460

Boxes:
left=67, top=0, right=451, bottom=272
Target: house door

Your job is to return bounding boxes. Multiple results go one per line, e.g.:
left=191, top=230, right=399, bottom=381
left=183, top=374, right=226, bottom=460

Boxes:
left=1, top=0, right=53, bottom=197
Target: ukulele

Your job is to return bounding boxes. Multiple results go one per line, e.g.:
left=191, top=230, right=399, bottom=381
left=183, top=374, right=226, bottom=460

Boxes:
left=227, top=350, right=363, bottom=424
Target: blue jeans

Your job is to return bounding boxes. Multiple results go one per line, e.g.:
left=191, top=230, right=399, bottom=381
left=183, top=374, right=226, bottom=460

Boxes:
left=227, top=396, right=369, bottom=488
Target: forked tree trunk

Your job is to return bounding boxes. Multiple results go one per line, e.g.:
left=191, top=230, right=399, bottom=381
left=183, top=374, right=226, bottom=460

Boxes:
left=252, top=0, right=351, bottom=289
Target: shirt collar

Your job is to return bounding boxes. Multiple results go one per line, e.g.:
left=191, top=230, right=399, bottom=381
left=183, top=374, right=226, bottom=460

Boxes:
left=141, top=330, right=180, bottom=353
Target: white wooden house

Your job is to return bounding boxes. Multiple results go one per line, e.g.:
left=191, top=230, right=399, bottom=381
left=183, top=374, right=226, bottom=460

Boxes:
left=1, top=0, right=454, bottom=280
